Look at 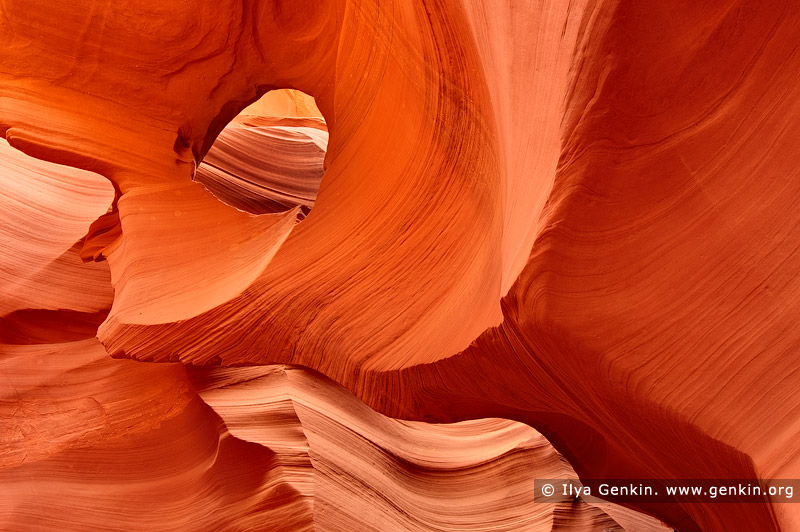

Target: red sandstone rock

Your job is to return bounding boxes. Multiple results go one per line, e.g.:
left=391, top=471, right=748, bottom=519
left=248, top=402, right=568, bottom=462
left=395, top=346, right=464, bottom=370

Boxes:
left=195, top=115, right=327, bottom=216
left=1, top=0, right=798, bottom=530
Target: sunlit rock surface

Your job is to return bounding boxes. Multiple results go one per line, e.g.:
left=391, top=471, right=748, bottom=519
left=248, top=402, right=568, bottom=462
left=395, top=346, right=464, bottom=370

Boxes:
left=0, top=235, right=663, bottom=530
left=1, top=0, right=799, bottom=530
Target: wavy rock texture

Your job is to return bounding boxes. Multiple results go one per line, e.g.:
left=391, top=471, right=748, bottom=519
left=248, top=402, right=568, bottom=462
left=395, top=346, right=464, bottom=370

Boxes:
left=195, top=115, right=327, bottom=216
left=189, top=365, right=668, bottom=531
left=0, top=218, right=664, bottom=532
left=0, top=139, right=114, bottom=316
left=0, top=91, right=666, bottom=531
left=0, top=335, right=665, bottom=531
left=1, top=0, right=799, bottom=530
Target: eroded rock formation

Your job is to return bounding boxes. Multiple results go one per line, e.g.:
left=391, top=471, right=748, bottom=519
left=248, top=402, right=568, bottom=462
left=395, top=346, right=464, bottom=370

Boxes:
left=0, top=163, right=664, bottom=528
left=1, top=0, right=798, bottom=530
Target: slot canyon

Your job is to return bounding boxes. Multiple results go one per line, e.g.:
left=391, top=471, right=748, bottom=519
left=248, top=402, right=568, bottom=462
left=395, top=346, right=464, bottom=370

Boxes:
left=1, top=1, right=799, bottom=531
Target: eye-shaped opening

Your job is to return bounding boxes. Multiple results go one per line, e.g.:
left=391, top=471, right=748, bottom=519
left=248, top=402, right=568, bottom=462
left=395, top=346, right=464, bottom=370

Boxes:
left=195, top=89, right=327, bottom=220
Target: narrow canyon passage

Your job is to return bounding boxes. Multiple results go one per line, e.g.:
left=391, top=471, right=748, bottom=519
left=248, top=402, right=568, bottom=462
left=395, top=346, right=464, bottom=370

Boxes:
left=1, top=1, right=799, bottom=531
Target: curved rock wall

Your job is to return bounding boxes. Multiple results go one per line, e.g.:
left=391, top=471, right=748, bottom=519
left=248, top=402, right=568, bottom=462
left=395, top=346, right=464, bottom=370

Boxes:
left=1, top=1, right=798, bottom=530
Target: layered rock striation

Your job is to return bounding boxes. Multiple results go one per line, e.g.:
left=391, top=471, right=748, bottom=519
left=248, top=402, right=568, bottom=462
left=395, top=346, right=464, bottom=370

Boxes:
left=2, top=0, right=798, bottom=530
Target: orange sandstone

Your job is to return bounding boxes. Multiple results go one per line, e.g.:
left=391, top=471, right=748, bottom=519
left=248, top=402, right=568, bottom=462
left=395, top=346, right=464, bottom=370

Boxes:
left=1, top=1, right=798, bottom=530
